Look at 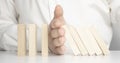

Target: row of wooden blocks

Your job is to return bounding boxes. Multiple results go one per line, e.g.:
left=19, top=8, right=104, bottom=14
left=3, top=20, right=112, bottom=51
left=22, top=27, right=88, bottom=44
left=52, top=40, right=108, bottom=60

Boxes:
left=17, top=24, right=109, bottom=56
left=17, top=24, right=48, bottom=56
left=63, top=25, right=110, bottom=56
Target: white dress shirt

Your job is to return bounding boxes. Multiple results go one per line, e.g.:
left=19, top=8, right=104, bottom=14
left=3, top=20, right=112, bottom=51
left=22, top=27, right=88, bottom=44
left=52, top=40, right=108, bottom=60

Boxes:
left=0, top=0, right=113, bottom=51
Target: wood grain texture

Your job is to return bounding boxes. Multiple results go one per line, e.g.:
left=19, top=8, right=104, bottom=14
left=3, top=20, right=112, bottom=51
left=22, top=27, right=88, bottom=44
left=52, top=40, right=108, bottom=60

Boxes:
left=86, top=29, right=102, bottom=55
left=28, top=24, right=37, bottom=56
left=89, top=27, right=110, bottom=55
left=68, top=26, right=88, bottom=56
left=17, top=24, right=26, bottom=56
left=77, top=28, right=95, bottom=55
left=42, top=24, right=48, bottom=56
left=63, top=25, right=80, bottom=55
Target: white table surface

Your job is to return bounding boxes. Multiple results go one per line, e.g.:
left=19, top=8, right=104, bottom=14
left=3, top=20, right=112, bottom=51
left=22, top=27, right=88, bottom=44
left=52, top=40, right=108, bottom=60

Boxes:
left=0, top=51, right=120, bottom=63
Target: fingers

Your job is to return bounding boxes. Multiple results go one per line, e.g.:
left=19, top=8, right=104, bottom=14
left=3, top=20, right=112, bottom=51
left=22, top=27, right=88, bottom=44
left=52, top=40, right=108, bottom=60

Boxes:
left=50, top=27, right=65, bottom=38
left=54, top=46, right=66, bottom=55
left=53, top=36, right=65, bottom=47
left=54, top=5, right=63, bottom=18
left=51, top=17, right=65, bottom=29
left=48, top=5, right=66, bottom=55
left=50, top=5, right=65, bottom=29
left=49, top=45, right=66, bottom=55
left=49, top=37, right=66, bottom=55
left=49, top=25, right=66, bottom=55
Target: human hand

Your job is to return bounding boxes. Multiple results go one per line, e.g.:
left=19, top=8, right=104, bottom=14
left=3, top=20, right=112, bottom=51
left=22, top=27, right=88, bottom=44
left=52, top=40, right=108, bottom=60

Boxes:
left=48, top=5, right=66, bottom=55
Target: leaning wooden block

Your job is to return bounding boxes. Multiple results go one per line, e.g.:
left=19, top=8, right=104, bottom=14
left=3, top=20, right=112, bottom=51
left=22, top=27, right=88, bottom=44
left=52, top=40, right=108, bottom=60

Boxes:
left=89, top=26, right=110, bottom=55
left=17, top=24, right=26, bottom=56
left=28, top=24, right=37, bottom=56
left=68, top=26, right=88, bottom=56
left=77, top=28, right=95, bottom=56
left=86, top=29, right=102, bottom=55
left=63, top=25, right=80, bottom=56
left=42, top=24, right=48, bottom=56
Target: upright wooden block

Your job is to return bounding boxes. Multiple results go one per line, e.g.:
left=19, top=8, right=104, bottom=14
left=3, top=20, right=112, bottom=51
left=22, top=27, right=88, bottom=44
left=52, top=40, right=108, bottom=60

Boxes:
left=42, top=24, right=48, bottom=56
left=89, top=27, right=110, bottom=55
left=28, top=24, right=37, bottom=56
left=17, top=24, right=26, bottom=56
left=63, top=25, right=80, bottom=55
left=68, top=26, right=88, bottom=56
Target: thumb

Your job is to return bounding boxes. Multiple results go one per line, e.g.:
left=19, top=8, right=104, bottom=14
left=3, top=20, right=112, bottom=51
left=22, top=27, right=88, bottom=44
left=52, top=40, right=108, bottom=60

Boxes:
left=54, top=5, right=63, bottom=18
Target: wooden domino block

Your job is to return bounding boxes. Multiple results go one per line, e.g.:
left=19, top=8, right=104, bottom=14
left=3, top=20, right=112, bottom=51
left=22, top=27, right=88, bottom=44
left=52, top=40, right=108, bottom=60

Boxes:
left=77, top=28, right=95, bottom=55
left=63, top=25, right=80, bottom=55
left=86, top=29, right=102, bottom=55
left=68, top=26, right=88, bottom=56
left=28, top=24, right=37, bottom=56
left=42, top=24, right=48, bottom=56
left=89, top=27, right=110, bottom=55
left=17, top=24, right=26, bottom=56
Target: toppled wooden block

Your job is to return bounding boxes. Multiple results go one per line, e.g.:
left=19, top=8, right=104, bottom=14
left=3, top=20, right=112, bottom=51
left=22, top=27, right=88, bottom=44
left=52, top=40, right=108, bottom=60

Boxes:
left=68, top=26, right=88, bottom=56
left=89, top=27, right=110, bottom=55
left=77, top=28, right=95, bottom=55
left=84, top=29, right=102, bottom=55
left=63, top=25, right=109, bottom=56
left=63, top=25, right=80, bottom=55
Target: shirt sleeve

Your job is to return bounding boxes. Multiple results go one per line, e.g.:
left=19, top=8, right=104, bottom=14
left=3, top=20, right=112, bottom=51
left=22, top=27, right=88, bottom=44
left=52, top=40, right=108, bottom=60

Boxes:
left=109, top=0, right=120, bottom=50
left=110, top=0, right=120, bottom=23
left=0, top=0, right=18, bottom=51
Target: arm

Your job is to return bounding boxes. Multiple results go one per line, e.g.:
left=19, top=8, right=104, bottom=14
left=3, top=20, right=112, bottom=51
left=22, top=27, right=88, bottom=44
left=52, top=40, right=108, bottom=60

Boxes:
left=110, top=0, right=120, bottom=50
left=0, top=0, right=18, bottom=50
left=49, top=5, right=66, bottom=55
left=110, top=0, right=120, bottom=23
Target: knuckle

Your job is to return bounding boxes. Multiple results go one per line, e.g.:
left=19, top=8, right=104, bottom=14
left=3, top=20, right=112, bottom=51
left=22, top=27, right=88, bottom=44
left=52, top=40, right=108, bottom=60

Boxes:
left=54, top=20, right=61, bottom=27
left=59, top=37, right=65, bottom=43
left=55, top=46, right=66, bottom=55
left=51, top=29, right=58, bottom=38
left=53, top=38, right=63, bottom=46
left=58, top=28, right=65, bottom=36
left=53, top=38, right=58, bottom=46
